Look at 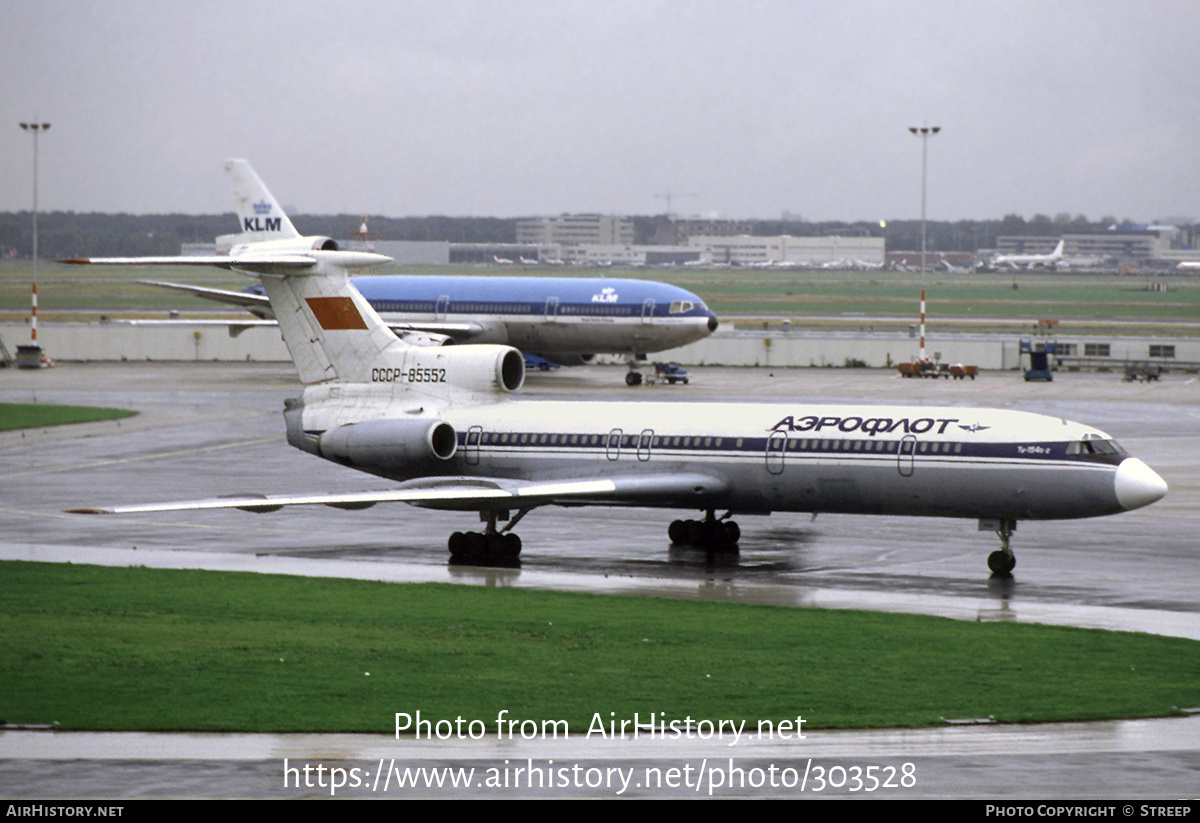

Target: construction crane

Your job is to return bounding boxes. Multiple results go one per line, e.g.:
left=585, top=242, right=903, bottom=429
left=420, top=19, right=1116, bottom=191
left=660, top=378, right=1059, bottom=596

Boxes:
left=654, top=190, right=698, bottom=217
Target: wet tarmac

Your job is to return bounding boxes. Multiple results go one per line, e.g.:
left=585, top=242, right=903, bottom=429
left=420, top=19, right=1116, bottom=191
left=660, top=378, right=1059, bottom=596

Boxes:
left=1, top=362, right=1197, bottom=798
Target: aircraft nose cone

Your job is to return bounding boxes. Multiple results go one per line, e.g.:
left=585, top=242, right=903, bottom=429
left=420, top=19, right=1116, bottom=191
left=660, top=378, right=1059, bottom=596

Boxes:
left=708, top=316, right=719, bottom=332
left=1114, top=457, right=1168, bottom=511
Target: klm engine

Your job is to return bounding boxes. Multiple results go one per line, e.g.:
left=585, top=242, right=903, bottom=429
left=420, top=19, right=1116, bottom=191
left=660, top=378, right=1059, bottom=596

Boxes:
left=227, top=235, right=340, bottom=256
left=319, top=418, right=458, bottom=468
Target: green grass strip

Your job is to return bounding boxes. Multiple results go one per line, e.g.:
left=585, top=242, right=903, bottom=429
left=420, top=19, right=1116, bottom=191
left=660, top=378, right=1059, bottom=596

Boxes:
left=1, top=561, right=1196, bottom=733
left=0, top=403, right=137, bottom=432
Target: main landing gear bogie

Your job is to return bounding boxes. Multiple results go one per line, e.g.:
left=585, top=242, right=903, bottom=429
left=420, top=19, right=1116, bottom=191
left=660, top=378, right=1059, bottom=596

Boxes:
left=448, top=530, right=521, bottom=562
left=669, top=511, right=741, bottom=553
left=448, top=508, right=528, bottom=563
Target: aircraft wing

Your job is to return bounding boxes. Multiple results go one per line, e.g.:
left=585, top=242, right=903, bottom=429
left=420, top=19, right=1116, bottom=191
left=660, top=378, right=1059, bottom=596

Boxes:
left=139, top=280, right=272, bottom=310
left=137, top=280, right=483, bottom=339
left=385, top=320, right=485, bottom=338
left=67, top=471, right=730, bottom=515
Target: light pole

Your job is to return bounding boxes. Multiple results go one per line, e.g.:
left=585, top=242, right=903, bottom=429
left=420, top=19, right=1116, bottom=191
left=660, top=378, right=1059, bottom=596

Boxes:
left=19, top=120, right=50, bottom=367
left=908, top=125, right=940, bottom=274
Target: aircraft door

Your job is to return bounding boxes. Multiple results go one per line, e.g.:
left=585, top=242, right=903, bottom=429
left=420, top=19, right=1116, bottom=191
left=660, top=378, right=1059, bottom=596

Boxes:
left=545, top=297, right=560, bottom=322
left=642, top=298, right=655, bottom=324
left=436, top=295, right=450, bottom=321
left=897, top=435, right=916, bottom=477
left=465, top=426, right=483, bottom=466
left=637, top=429, right=654, bottom=462
left=766, top=430, right=787, bottom=475
left=606, top=428, right=623, bottom=461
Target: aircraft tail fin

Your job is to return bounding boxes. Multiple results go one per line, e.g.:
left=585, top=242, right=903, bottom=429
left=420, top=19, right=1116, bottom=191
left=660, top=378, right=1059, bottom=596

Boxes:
left=225, top=159, right=300, bottom=242
left=258, top=257, right=524, bottom=397
left=257, top=263, right=405, bottom=386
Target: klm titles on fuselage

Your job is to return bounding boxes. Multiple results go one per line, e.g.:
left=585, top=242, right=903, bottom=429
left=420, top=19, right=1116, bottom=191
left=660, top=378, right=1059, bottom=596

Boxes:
left=770, top=414, right=971, bottom=437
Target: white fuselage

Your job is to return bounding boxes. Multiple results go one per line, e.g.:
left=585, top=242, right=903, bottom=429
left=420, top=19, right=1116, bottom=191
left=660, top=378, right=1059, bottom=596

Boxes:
left=291, top=394, right=1159, bottom=523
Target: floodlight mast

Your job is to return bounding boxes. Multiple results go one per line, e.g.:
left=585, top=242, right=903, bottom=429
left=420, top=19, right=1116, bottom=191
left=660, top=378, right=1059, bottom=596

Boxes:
left=19, top=121, right=50, bottom=359
left=908, top=125, right=940, bottom=274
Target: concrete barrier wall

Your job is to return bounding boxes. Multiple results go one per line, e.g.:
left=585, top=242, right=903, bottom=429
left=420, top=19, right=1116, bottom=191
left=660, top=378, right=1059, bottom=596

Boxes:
left=7, top=322, right=1010, bottom=369
left=4, top=322, right=291, bottom=363
left=645, top=333, right=1017, bottom=370
left=5, top=321, right=1195, bottom=372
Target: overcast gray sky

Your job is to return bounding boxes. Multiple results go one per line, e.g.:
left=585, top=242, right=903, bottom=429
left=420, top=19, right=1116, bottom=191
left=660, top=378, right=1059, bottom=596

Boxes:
left=3, top=0, right=1198, bottom=223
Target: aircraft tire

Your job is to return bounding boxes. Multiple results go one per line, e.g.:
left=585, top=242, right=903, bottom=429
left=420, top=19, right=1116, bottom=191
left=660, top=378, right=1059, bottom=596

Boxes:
left=494, top=532, right=521, bottom=559
left=668, top=519, right=688, bottom=544
left=987, top=550, right=1016, bottom=576
left=462, top=532, right=487, bottom=557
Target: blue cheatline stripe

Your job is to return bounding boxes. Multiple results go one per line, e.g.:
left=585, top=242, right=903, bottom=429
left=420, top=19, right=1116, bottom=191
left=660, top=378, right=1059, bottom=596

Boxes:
left=455, top=431, right=1119, bottom=466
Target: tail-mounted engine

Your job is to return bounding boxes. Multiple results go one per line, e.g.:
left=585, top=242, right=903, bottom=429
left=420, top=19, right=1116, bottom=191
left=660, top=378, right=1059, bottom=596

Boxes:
left=227, top=235, right=341, bottom=256
left=395, top=346, right=525, bottom=395
left=320, top=417, right=457, bottom=467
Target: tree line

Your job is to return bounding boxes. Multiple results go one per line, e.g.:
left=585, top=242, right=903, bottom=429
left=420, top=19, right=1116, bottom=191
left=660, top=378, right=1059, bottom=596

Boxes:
left=0, top=211, right=1131, bottom=260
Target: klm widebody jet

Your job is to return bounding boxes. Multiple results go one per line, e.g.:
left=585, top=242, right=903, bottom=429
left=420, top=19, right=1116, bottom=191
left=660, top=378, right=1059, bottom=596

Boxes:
left=113, top=160, right=716, bottom=384
left=68, top=202, right=1169, bottom=576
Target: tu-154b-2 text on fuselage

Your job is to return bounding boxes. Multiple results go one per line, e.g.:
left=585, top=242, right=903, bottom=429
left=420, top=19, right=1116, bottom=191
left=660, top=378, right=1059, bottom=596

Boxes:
left=64, top=163, right=1168, bottom=575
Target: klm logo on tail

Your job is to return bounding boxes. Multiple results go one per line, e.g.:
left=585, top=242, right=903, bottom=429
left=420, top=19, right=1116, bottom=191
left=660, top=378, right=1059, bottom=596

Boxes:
left=243, top=217, right=284, bottom=232
left=244, top=202, right=283, bottom=233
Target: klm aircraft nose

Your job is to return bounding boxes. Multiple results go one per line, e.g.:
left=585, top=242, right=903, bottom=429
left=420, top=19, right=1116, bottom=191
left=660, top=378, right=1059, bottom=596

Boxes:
left=1114, top=458, right=1168, bottom=511
left=708, top=315, right=719, bottom=332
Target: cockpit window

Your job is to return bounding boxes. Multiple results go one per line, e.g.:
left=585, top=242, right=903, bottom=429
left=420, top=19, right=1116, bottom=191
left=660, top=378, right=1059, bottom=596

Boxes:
left=1066, top=437, right=1127, bottom=461
left=669, top=301, right=695, bottom=314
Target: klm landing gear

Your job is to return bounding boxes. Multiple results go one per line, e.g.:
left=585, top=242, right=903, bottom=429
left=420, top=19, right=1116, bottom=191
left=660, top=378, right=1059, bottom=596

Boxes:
left=669, top=510, right=741, bottom=553
left=624, top=354, right=648, bottom=386
left=448, top=510, right=526, bottom=564
left=985, top=519, right=1017, bottom=576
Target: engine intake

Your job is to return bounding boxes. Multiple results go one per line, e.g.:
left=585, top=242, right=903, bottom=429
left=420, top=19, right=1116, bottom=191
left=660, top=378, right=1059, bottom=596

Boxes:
left=400, top=345, right=525, bottom=394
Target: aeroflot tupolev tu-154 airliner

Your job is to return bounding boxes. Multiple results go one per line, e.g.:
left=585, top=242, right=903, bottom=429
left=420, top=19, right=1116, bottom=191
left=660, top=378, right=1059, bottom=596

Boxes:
left=65, top=167, right=1168, bottom=575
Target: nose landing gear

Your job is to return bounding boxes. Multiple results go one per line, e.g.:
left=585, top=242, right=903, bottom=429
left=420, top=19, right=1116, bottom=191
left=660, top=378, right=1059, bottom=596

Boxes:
left=985, top=519, right=1017, bottom=576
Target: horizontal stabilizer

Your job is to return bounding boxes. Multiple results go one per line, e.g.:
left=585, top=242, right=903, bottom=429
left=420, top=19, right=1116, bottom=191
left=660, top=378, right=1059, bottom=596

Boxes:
left=59, top=254, right=317, bottom=270
left=60, top=251, right=390, bottom=272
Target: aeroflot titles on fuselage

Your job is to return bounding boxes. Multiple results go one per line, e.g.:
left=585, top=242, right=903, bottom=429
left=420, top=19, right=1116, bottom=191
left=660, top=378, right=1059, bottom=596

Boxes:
left=770, top=414, right=974, bottom=437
